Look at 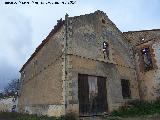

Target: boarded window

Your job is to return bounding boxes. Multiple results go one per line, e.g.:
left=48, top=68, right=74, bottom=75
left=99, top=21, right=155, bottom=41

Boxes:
left=141, top=48, right=153, bottom=71
left=121, top=79, right=131, bottom=99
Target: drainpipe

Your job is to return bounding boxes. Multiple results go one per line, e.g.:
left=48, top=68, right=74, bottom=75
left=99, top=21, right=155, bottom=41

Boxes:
left=64, top=13, right=69, bottom=115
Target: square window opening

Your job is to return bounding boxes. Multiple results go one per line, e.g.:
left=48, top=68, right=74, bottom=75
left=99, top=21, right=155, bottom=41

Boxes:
left=121, top=79, right=131, bottom=99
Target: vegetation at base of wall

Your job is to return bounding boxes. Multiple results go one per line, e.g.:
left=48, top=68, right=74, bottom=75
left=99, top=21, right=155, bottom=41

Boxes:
left=0, top=112, right=78, bottom=120
left=111, top=100, right=160, bottom=117
left=1, top=100, right=160, bottom=120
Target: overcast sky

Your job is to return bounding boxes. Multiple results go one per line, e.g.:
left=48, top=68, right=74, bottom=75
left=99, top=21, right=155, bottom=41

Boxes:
left=0, top=0, right=160, bottom=91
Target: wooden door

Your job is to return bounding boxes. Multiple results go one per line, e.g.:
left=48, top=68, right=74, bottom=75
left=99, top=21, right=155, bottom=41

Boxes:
left=78, top=74, right=108, bottom=116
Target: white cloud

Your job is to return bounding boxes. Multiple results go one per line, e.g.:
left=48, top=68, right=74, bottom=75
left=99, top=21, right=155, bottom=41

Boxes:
left=0, top=0, right=160, bottom=90
left=0, top=8, right=33, bottom=90
left=0, top=9, right=33, bottom=66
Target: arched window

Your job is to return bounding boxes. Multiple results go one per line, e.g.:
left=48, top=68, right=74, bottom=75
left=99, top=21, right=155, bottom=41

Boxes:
left=103, top=41, right=109, bottom=59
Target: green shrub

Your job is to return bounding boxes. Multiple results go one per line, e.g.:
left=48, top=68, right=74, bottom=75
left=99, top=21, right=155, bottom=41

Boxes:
left=0, top=112, right=78, bottom=120
left=111, top=100, right=160, bottom=117
left=60, top=113, right=78, bottom=120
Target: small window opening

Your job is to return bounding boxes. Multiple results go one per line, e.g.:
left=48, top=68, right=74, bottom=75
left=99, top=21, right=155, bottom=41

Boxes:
left=141, top=38, right=145, bottom=41
left=121, top=79, right=131, bottom=99
left=102, top=19, right=105, bottom=24
left=22, top=71, right=25, bottom=78
left=141, top=48, right=153, bottom=71
left=103, top=41, right=109, bottom=59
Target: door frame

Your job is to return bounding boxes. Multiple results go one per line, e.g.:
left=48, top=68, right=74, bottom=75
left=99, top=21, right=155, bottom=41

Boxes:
left=78, top=74, right=108, bottom=116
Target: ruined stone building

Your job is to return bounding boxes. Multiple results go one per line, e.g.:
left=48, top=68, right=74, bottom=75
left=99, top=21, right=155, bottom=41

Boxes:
left=18, top=10, right=160, bottom=116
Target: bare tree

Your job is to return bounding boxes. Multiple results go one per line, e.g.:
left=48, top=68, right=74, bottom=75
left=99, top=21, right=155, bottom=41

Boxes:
left=3, top=79, right=19, bottom=97
left=0, top=92, right=4, bottom=99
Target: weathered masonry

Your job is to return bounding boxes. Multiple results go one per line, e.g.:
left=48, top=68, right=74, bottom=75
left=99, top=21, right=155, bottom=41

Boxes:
left=18, top=10, right=160, bottom=116
left=124, top=30, right=160, bottom=100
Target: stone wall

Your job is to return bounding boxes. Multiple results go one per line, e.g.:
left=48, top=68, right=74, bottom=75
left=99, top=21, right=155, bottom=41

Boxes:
left=18, top=10, right=148, bottom=116
left=18, top=24, right=65, bottom=116
left=64, top=11, right=139, bottom=114
left=124, top=30, right=160, bottom=100
left=66, top=55, right=123, bottom=113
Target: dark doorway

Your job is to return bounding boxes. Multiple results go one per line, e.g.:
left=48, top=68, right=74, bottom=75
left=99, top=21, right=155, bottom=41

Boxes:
left=78, top=74, right=108, bottom=116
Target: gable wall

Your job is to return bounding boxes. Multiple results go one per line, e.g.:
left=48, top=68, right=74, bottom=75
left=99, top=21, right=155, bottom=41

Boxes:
left=64, top=11, right=139, bottom=114
left=18, top=25, right=65, bottom=116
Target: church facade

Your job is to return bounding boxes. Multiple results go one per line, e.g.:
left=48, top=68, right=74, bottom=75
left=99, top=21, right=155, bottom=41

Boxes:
left=18, top=10, right=160, bottom=116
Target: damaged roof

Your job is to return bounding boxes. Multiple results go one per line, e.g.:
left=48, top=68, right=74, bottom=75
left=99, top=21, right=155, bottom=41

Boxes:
left=123, top=29, right=160, bottom=33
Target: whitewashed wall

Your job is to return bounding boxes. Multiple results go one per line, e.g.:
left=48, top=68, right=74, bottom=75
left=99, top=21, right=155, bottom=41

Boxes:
left=0, top=97, right=14, bottom=112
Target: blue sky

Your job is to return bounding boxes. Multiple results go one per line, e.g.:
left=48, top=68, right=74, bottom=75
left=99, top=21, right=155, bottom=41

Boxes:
left=0, top=0, right=160, bottom=91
